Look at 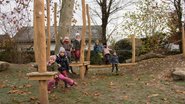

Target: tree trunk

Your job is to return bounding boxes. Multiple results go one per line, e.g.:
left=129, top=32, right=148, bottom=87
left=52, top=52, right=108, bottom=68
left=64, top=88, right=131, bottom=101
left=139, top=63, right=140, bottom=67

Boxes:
left=58, top=0, right=74, bottom=39
left=101, top=0, right=108, bottom=45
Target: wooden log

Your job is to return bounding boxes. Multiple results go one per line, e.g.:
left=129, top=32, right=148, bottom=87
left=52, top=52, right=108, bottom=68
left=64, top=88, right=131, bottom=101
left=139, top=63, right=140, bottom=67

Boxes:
left=86, top=4, right=92, bottom=61
left=34, top=0, right=48, bottom=103
left=46, top=0, right=51, bottom=61
left=79, top=0, right=86, bottom=79
left=54, top=3, right=59, bottom=54
left=131, top=35, right=135, bottom=63
left=69, top=61, right=90, bottom=67
left=89, top=63, right=137, bottom=68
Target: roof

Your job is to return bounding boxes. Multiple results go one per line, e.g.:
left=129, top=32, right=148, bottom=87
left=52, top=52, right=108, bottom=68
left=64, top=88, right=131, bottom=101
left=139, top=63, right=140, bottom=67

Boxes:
left=13, top=25, right=102, bottom=43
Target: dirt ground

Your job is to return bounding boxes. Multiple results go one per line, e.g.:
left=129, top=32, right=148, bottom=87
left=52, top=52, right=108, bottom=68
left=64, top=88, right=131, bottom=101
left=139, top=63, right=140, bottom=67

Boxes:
left=0, top=54, right=185, bottom=104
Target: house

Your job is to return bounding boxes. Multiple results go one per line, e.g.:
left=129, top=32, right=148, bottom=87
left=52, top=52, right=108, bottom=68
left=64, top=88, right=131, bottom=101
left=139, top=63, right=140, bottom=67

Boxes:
left=13, top=25, right=102, bottom=52
left=0, top=34, right=11, bottom=51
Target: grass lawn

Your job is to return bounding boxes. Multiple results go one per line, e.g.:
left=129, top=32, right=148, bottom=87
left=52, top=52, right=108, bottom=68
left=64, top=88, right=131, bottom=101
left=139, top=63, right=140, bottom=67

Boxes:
left=0, top=55, right=185, bottom=104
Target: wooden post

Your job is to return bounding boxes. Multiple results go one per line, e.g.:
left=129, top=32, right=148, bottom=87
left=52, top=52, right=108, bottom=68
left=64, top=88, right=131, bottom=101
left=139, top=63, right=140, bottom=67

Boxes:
left=86, top=4, right=92, bottom=61
left=182, top=22, right=185, bottom=57
left=80, top=0, right=86, bottom=79
left=54, top=3, right=59, bottom=54
left=34, top=0, right=48, bottom=103
left=131, top=35, right=135, bottom=63
left=34, top=2, right=38, bottom=63
left=46, top=0, right=51, bottom=61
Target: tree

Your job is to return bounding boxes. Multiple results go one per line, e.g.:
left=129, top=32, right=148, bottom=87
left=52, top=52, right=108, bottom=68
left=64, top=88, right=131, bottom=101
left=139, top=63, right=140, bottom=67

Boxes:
left=123, top=0, right=169, bottom=37
left=121, top=0, right=170, bottom=52
left=55, top=0, right=74, bottom=54
left=92, top=0, right=133, bottom=45
left=166, top=0, right=184, bottom=52
left=0, top=0, right=32, bottom=37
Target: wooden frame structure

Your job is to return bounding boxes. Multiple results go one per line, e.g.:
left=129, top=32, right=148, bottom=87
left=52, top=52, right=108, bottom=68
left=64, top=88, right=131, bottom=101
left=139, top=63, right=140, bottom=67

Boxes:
left=69, top=2, right=136, bottom=78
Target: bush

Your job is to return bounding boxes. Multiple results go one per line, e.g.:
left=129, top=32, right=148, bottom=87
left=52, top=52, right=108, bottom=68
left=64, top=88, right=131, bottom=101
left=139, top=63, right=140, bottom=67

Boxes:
left=0, top=51, right=34, bottom=64
left=90, top=51, right=104, bottom=65
left=114, top=39, right=132, bottom=63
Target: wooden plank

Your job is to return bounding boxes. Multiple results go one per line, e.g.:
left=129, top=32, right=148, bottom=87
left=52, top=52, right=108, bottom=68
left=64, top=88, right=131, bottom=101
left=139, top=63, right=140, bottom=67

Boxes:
left=27, top=72, right=58, bottom=76
left=27, top=72, right=57, bottom=80
left=69, top=61, right=90, bottom=66
left=89, top=63, right=137, bottom=68
left=69, top=63, right=83, bottom=67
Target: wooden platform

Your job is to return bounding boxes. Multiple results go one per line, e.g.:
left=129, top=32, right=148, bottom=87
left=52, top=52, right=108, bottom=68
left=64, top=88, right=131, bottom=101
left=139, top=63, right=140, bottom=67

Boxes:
left=88, top=63, right=137, bottom=68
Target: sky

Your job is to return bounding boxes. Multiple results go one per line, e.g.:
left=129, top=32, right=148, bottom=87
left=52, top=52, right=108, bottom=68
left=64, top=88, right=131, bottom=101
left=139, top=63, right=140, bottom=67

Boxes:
left=0, top=0, right=182, bottom=42
left=0, top=0, right=137, bottom=35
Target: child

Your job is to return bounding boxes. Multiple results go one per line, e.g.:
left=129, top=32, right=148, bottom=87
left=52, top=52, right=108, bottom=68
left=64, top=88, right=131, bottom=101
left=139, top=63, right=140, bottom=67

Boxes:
left=47, top=55, right=59, bottom=93
left=72, top=33, right=81, bottom=63
left=56, top=47, right=77, bottom=88
left=61, top=36, right=76, bottom=74
left=110, top=51, right=119, bottom=75
left=103, top=45, right=111, bottom=64
left=93, top=39, right=104, bottom=64
left=47, top=48, right=77, bottom=93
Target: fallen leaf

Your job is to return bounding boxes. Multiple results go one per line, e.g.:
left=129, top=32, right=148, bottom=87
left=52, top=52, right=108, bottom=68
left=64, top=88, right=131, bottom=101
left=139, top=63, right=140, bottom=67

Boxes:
left=0, top=83, right=6, bottom=88
left=94, top=92, right=101, bottom=96
left=123, top=95, right=129, bottom=100
left=148, top=94, right=159, bottom=97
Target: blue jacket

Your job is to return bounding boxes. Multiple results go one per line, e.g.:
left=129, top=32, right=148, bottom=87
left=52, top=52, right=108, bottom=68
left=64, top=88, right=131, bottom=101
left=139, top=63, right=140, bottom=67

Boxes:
left=110, top=55, right=119, bottom=64
left=94, top=44, right=103, bottom=53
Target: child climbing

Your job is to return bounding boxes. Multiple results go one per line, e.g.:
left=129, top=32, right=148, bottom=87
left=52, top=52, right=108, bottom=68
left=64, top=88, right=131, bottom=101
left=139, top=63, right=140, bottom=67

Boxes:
left=55, top=47, right=77, bottom=88
left=47, top=47, right=77, bottom=93
left=61, top=36, right=76, bottom=74
left=72, top=33, right=81, bottom=63
left=47, top=55, right=59, bottom=93
left=93, top=39, right=104, bottom=64
left=103, top=44, right=111, bottom=64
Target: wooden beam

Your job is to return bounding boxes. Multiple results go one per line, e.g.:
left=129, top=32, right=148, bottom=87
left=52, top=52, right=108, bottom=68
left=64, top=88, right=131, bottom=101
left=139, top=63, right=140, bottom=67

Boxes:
left=34, top=0, right=48, bottom=103
left=86, top=4, right=92, bottom=61
left=46, top=0, right=51, bottom=61
left=27, top=72, right=58, bottom=80
left=131, top=35, right=135, bottom=63
left=89, top=63, right=137, bottom=68
left=79, top=0, right=86, bottom=79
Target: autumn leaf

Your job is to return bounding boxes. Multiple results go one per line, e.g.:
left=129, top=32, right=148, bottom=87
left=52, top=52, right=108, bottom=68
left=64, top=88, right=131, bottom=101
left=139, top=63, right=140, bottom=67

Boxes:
left=148, top=94, right=159, bottom=98
left=0, top=83, right=6, bottom=88
left=123, top=95, right=129, bottom=100
left=94, top=92, right=101, bottom=96
left=175, top=90, right=185, bottom=94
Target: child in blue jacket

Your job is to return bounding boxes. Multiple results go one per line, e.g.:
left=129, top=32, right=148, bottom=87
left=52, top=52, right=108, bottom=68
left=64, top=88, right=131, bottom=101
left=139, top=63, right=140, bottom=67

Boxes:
left=110, top=51, right=119, bottom=74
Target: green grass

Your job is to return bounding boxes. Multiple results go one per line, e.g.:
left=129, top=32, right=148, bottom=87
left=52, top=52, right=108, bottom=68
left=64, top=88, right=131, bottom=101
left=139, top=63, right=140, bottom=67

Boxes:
left=0, top=64, right=185, bottom=104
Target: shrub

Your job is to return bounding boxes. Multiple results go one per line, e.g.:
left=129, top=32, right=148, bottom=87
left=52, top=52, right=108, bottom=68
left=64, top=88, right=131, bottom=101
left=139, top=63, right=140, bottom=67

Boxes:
left=114, top=39, right=132, bottom=63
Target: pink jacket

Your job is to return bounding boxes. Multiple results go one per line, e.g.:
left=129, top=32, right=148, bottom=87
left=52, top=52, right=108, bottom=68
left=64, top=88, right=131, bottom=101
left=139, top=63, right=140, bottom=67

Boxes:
left=103, top=46, right=111, bottom=55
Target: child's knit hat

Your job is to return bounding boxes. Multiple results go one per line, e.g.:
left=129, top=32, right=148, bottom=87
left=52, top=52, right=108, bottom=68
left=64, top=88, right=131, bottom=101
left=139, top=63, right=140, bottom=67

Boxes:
left=63, top=36, right=69, bottom=41
left=59, top=47, right=65, bottom=53
left=75, top=33, right=80, bottom=37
